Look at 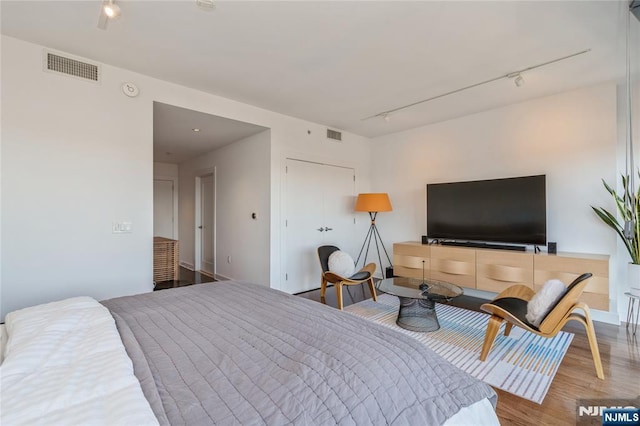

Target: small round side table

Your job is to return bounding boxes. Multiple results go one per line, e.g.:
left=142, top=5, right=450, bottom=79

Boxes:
left=625, top=292, right=640, bottom=336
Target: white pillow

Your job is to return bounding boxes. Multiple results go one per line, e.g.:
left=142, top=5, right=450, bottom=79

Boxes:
left=526, top=279, right=566, bottom=327
left=328, top=251, right=355, bottom=277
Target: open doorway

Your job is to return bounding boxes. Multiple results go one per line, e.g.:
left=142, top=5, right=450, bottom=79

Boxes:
left=152, top=101, right=269, bottom=286
left=153, top=177, right=177, bottom=239
left=195, top=172, right=215, bottom=277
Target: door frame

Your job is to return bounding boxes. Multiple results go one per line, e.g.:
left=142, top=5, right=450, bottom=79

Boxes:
left=153, top=175, right=179, bottom=239
left=194, top=167, right=216, bottom=276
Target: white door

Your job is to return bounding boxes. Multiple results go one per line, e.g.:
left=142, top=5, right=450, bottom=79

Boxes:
left=284, top=159, right=356, bottom=294
left=153, top=179, right=174, bottom=238
left=322, top=165, right=359, bottom=257
left=200, top=174, right=215, bottom=275
left=285, top=160, right=326, bottom=294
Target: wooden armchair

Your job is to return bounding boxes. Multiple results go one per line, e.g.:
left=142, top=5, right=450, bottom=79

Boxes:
left=479, top=272, right=604, bottom=379
left=318, top=245, right=377, bottom=310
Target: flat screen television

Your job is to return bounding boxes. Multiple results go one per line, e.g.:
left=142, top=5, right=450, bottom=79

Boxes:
left=426, top=175, right=546, bottom=246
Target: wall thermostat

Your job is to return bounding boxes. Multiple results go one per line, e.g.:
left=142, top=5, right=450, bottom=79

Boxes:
left=122, top=82, right=139, bottom=97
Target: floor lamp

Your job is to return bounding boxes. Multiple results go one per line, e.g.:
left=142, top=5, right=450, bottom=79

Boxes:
left=354, top=193, right=393, bottom=278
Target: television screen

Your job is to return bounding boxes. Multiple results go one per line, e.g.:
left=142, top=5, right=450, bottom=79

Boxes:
left=426, top=175, right=546, bottom=245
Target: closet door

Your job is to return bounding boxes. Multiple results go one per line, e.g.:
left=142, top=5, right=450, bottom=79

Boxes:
left=322, top=165, right=358, bottom=257
left=284, top=159, right=356, bottom=294
left=284, top=160, right=326, bottom=294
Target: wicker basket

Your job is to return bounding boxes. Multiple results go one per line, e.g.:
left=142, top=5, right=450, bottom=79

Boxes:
left=154, top=237, right=179, bottom=282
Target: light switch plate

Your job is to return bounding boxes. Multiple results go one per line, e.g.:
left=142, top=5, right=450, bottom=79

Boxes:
left=112, top=222, right=133, bottom=234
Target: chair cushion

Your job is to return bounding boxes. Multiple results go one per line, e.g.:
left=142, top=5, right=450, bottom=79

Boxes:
left=328, top=251, right=355, bottom=277
left=318, top=245, right=340, bottom=273
left=491, top=297, right=539, bottom=331
left=526, top=279, right=566, bottom=327
left=348, top=271, right=371, bottom=281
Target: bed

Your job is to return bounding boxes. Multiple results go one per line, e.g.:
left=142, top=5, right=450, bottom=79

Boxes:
left=1, top=281, right=499, bottom=425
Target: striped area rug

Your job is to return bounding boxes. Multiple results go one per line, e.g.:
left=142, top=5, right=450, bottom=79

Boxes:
left=345, top=294, right=573, bottom=404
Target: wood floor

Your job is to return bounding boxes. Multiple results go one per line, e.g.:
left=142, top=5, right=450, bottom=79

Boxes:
left=297, top=283, right=640, bottom=426
left=154, top=266, right=215, bottom=290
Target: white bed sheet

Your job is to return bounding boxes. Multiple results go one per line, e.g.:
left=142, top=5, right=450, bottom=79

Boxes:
left=0, top=297, right=158, bottom=426
left=0, top=323, right=7, bottom=364
left=445, top=397, right=501, bottom=425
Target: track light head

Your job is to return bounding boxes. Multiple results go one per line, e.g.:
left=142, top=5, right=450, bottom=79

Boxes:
left=514, top=73, right=525, bottom=87
left=104, top=1, right=120, bottom=18
left=507, top=72, right=525, bottom=88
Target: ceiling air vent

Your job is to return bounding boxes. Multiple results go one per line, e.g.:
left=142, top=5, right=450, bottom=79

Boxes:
left=327, top=129, right=342, bottom=141
left=44, top=51, right=100, bottom=83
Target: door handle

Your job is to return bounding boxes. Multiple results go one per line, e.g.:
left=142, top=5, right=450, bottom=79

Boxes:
left=198, top=226, right=203, bottom=229
left=324, top=227, right=333, bottom=231
left=317, top=227, right=324, bottom=232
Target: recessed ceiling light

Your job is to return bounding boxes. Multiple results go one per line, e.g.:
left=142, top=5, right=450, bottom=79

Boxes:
left=192, top=128, right=201, bottom=132
left=196, top=0, right=216, bottom=11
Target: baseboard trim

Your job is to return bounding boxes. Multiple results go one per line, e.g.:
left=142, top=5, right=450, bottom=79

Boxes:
left=179, top=261, right=194, bottom=271
left=215, top=273, right=232, bottom=281
left=199, top=270, right=216, bottom=279
left=590, top=309, right=620, bottom=325
left=294, top=285, right=324, bottom=295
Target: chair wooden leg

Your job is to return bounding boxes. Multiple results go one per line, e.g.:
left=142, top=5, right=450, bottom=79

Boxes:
left=480, top=315, right=503, bottom=361
left=504, top=322, right=513, bottom=336
left=580, top=307, right=605, bottom=380
left=336, top=282, right=344, bottom=310
left=367, top=278, right=377, bottom=302
left=320, top=277, right=327, bottom=299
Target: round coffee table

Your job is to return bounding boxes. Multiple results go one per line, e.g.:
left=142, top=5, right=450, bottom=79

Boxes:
left=376, top=277, right=463, bottom=332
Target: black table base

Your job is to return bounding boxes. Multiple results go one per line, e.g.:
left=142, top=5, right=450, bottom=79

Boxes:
left=396, top=296, right=440, bottom=332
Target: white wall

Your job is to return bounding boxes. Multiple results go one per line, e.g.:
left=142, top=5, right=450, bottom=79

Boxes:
left=0, top=34, right=3, bottom=315
left=0, top=35, right=373, bottom=318
left=153, top=162, right=179, bottom=239
left=371, top=83, right=621, bottom=318
left=178, top=130, right=271, bottom=285
left=154, top=162, right=179, bottom=178
left=1, top=37, right=153, bottom=317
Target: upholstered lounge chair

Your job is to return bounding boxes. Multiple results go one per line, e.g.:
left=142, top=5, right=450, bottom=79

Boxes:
left=479, top=272, right=604, bottom=379
left=317, top=245, right=377, bottom=310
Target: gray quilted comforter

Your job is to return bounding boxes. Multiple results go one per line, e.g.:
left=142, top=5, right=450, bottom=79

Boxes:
left=102, top=281, right=496, bottom=425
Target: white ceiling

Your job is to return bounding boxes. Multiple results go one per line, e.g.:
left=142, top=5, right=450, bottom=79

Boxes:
left=153, top=102, right=268, bottom=164
left=0, top=1, right=629, bottom=138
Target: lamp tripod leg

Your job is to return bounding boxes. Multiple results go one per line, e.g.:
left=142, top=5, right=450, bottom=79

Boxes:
left=372, top=224, right=393, bottom=266
left=356, top=212, right=392, bottom=277
left=355, top=224, right=376, bottom=271
left=372, top=225, right=385, bottom=278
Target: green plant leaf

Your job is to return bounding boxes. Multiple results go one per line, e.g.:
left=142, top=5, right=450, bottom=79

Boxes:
left=592, top=174, right=640, bottom=264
